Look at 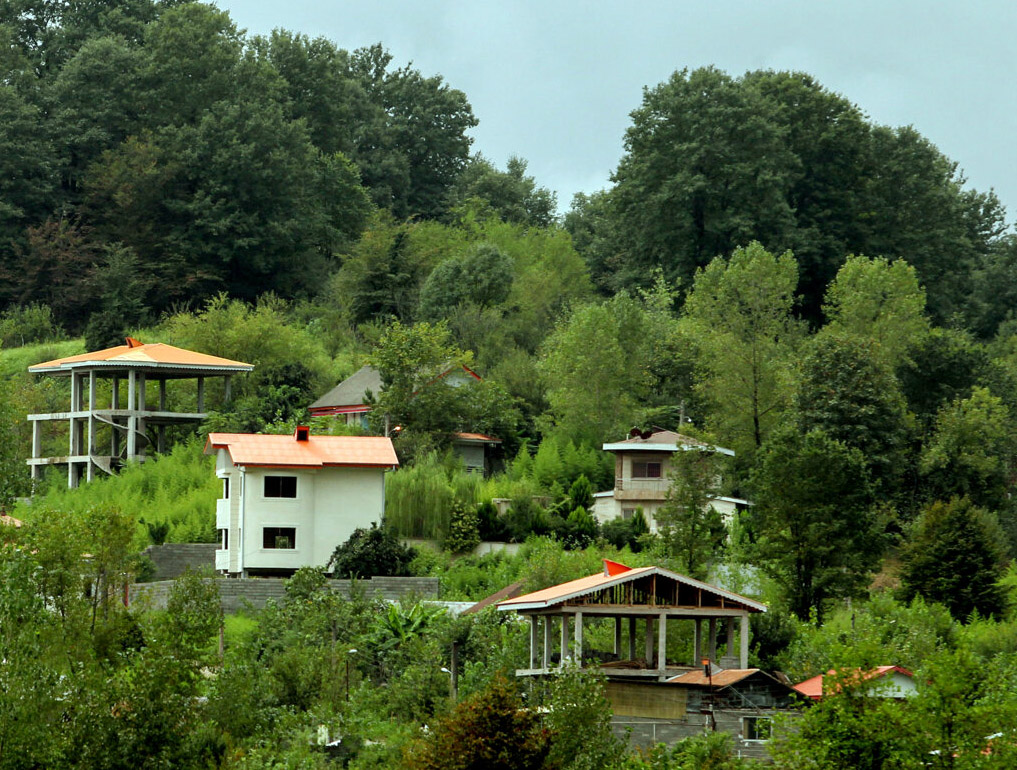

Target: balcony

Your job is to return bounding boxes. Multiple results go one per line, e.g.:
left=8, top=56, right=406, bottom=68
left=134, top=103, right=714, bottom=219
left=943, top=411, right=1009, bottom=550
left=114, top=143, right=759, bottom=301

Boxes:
left=614, top=478, right=670, bottom=501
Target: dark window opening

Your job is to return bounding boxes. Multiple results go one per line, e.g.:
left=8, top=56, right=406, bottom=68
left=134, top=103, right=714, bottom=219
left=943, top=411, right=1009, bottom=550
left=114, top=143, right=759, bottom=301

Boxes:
left=218, top=528, right=228, bottom=548
left=223, top=477, right=230, bottom=498
left=263, top=527, right=296, bottom=549
left=744, top=716, right=772, bottom=741
left=632, top=461, right=662, bottom=479
left=264, top=476, right=297, bottom=498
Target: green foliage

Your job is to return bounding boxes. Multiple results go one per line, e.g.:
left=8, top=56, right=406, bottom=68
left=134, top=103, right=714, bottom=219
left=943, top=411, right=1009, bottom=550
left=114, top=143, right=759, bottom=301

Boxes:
left=899, top=497, right=1008, bottom=621
left=417, top=242, right=514, bottom=319
left=542, top=663, right=625, bottom=770
left=655, top=449, right=726, bottom=579
left=385, top=452, right=480, bottom=540
left=444, top=499, right=481, bottom=554
left=405, top=675, right=552, bottom=770
left=750, top=427, right=880, bottom=621
left=622, top=732, right=756, bottom=770
left=0, top=377, right=27, bottom=508
left=681, top=242, right=803, bottom=455
left=20, top=439, right=218, bottom=543
left=328, top=524, right=416, bottom=578
left=0, top=302, right=61, bottom=348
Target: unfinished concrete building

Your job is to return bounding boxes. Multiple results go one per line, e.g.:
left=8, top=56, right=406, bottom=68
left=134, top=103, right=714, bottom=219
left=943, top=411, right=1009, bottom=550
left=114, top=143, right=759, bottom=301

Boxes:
left=27, top=338, right=252, bottom=488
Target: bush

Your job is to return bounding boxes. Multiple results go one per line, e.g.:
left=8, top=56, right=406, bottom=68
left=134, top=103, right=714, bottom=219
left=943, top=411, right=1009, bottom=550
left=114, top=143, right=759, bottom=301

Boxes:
left=443, top=500, right=480, bottom=554
left=328, top=524, right=416, bottom=578
left=0, top=303, right=61, bottom=348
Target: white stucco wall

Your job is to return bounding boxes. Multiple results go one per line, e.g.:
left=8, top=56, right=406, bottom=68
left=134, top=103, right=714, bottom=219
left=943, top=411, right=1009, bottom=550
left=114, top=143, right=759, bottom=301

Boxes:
left=592, top=493, right=740, bottom=533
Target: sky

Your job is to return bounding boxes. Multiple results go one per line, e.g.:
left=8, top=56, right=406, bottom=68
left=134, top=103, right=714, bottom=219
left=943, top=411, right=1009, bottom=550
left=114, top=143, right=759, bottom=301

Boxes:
left=216, top=1, right=1017, bottom=219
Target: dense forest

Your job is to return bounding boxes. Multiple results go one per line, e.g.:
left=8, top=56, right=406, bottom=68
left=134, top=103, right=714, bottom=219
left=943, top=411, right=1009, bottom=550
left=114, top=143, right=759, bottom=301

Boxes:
left=5, top=1, right=1017, bottom=767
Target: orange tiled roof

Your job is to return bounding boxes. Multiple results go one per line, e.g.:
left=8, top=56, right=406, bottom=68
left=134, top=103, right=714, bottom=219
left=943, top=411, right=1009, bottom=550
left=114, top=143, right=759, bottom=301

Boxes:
left=30, top=339, right=253, bottom=373
left=454, top=432, right=502, bottom=443
left=667, top=668, right=761, bottom=688
left=496, top=561, right=767, bottom=613
left=205, top=432, right=398, bottom=468
left=793, top=666, right=914, bottom=700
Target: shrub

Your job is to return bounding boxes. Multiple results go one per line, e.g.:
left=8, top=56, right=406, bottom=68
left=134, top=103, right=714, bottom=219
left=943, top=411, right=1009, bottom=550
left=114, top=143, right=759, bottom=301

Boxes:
left=328, top=524, right=416, bottom=578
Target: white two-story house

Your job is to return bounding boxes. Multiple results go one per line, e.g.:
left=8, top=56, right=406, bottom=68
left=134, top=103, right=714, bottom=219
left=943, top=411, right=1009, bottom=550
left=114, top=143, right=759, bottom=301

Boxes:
left=205, top=427, right=398, bottom=577
left=591, top=429, right=748, bottom=532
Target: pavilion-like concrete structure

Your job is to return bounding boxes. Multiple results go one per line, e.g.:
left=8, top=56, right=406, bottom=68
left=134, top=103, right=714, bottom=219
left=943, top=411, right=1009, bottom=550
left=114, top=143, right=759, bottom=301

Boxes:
left=498, top=560, right=766, bottom=681
left=27, top=338, right=252, bottom=488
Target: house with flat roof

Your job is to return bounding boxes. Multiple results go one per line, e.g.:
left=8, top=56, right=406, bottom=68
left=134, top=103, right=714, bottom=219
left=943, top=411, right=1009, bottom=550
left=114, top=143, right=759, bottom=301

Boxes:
left=204, top=427, right=398, bottom=577
left=592, top=429, right=748, bottom=531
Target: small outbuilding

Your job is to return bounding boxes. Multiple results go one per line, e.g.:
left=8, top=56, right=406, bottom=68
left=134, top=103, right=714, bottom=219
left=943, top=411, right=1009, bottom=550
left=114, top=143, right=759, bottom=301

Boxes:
left=204, top=427, right=398, bottom=577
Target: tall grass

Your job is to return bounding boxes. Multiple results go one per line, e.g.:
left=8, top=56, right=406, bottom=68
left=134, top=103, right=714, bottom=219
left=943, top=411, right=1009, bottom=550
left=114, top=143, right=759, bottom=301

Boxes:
left=384, top=452, right=480, bottom=539
left=16, top=439, right=219, bottom=546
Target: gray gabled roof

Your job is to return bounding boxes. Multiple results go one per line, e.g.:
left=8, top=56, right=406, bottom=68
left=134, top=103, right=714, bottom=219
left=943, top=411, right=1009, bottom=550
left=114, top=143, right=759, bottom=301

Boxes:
left=309, top=365, right=382, bottom=410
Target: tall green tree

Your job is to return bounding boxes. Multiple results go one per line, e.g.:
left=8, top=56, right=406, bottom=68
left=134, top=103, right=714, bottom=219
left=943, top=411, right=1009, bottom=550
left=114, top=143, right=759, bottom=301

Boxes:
left=655, top=448, right=726, bottom=579
left=417, top=243, right=514, bottom=319
left=822, top=255, right=929, bottom=370
left=750, top=427, right=879, bottom=622
left=681, top=242, right=803, bottom=455
left=446, top=155, right=557, bottom=227
left=899, top=497, right=1008, bottom=621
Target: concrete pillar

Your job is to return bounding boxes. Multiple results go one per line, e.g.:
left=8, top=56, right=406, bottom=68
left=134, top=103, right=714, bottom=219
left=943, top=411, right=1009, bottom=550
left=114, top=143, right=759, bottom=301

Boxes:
left=694, top=618, right=702, bottom=663
left=31, top=420, right=41, bottom=484
left=657, top=612, right=667, bottom=673
left=726, top=617, right=735, bottom=660
left=740, top=615, right=750, bottom=669
left=86, top=370, right=96, bottom=481
left=560, top=614, right=570, bottom=666
left=645, top=617, right=653, bottom=665
left=628, top=617, right=636, bottom=661
left=137, top=373, right=146, bottom=457
left=543, top=616, right=552, bottom=668
left=708, top=618, right=717, bottom=662
left=159, top=379, right=167, bottom=410
left=127, top=370, right=137, bottom=458
left=574, top=611, right=583, bottom=662
left=197, top=377, right=205, bottom=413
left=529, top=616, right=538, bottom=669
left=69, top=372, right=80, bottom=488
left=614, top=617, right=622, bottom=656
left=224, top=375, right=232, bottom=403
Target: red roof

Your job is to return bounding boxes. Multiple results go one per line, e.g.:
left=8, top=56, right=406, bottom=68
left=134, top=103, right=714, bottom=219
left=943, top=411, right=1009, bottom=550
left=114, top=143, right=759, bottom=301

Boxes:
left=205, top=431, right=398, bottom=468
left=793, top=666, right=914, bottom=700
left=30, top=338, right=253, bottom=374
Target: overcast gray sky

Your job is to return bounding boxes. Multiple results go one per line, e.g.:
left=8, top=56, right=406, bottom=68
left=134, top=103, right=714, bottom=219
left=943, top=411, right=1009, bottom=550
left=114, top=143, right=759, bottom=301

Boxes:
left=216, top=1, right=1017, bottom=220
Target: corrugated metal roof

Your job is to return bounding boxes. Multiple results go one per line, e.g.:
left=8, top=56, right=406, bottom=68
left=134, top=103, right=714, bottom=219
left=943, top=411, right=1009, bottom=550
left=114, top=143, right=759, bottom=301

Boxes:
left=497, top=561, right=767, bottom=613
left=453, top=432, right=502, bottom=443
left=205, top=432, right=398, bottom=468
left=309, top=365, right=382, bottom=410
left=30, top=340, right=252, bottom=373
left=603, top=430, right=735, bottom=457
left=667, top=668, right=760, bottom=687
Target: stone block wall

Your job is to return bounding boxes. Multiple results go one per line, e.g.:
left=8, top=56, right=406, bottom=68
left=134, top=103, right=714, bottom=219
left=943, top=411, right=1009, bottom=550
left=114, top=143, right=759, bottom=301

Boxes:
left=128, top=576, right=440, bottom=613
left=140, top=543, right=217, bottom=581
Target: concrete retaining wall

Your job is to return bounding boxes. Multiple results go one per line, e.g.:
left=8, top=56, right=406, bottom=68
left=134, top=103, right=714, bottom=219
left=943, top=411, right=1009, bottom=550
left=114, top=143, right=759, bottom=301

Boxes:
left=128, top=576, right=440, bottom=613
left=140, top=543, right=217, bottom=581
left=402, top=538, right=522, bottom=557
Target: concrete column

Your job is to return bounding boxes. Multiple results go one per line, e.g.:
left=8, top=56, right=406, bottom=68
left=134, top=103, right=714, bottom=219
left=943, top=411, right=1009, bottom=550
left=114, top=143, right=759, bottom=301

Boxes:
left=224, top=376, right=232, bottom=403
left=614, top=617, right=622, bottom=656
left=726, top=617, right=735, bottom=660
left=657, top=612, right=667, bottom=673
left=69, top=372, right=80, bottom=488
left=138, top=373, right=147, bottom=458
left=197, top=377, right=205, bottom=413
left=708, top=618, right=717, bottom=662
left=529, top=616, right=538, bottom=669
left=31, top=420, right=41, bottom=484
left=574, top=611, right=583, bottom=662
left=86, top=370, right=96, bottom=481
left=543, top=616, right=552, bottom=668
left=560, top=615, right=570, bottom=666
left=740, top=615, right=750, bottom=669
left=127, top=370, right=137, bottom=458
left=694, top=618, right=702, bottom=662
left=159, top=379, right=167, bottom=410
left=645, top=617, right=654, bottom=665
left=628, top=617, right=636, bottom=661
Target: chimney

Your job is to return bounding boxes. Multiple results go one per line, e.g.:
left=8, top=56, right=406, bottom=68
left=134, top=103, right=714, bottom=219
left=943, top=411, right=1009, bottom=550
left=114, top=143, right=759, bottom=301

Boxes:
left=126, top=337, right=143, bottom=348
left=294, top=426, right=310, bottom=442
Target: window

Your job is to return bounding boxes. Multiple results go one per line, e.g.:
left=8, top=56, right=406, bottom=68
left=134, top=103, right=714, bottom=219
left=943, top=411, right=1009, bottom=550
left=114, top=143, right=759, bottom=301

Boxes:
left=263, top=527, right=296, bottom=549
left=621, top=508, right=636, bottom=520
left=631, top=461, right=662, bottom=479
left=223, top=477, right=230, bottom=499
left=218, top=528, right=228, bottom=549
left=264, top=476, right=297, bottom=498
left=743, top=716, right=772, bottom=741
